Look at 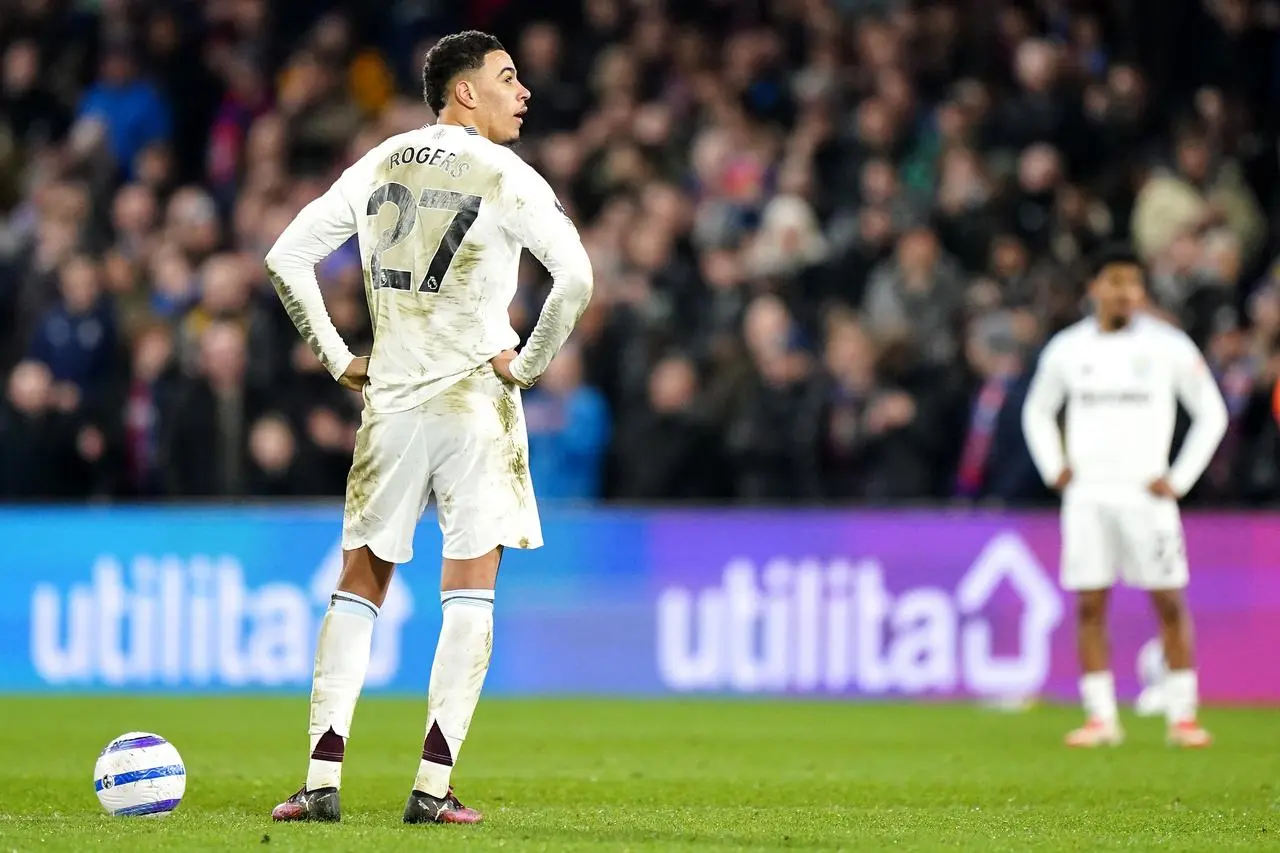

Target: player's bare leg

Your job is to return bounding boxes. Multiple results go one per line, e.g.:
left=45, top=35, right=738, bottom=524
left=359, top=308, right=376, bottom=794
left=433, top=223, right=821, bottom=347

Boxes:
left=273, top=546, right=395, bottom=821
left=1150, top=588, right=1210, bottom=747
left=403, top=546, right=502, bottom=825
left=1067, top=588, right=1124, bottom=747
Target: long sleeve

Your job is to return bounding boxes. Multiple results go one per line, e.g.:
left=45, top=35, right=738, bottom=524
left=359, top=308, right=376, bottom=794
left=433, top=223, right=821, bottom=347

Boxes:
left=1021, top=340, right=1069, bottom=486
left=264, top=165, right=362, bottom=382
left=497, top=159, right=593, bottom=388
left=1167, top=336, right=1229, bottom=496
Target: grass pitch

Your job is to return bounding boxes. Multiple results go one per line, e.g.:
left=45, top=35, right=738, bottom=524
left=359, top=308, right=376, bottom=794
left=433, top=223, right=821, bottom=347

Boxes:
left=0, top=697, right=1276, bottom=851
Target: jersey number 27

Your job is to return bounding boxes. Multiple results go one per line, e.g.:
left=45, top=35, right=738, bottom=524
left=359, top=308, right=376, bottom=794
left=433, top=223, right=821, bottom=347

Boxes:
left=366, top=182, right=482, bottom=293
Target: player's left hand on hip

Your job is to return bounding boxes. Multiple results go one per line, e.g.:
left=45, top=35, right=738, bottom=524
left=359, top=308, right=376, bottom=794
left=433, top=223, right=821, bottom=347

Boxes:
left=1147, top=477, right=1178, bottom=499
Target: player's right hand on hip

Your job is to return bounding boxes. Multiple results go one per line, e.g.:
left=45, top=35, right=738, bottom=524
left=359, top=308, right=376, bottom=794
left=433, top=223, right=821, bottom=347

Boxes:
left=338, top=356, right=370, bottom=391
left=490, top=350, right=528, bottom=388
left=1054, top=468, right=1073, bottom=492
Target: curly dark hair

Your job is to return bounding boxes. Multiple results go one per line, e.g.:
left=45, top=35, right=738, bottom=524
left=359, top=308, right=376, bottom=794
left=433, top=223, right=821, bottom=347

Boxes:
left=421, top=30, right=506, bottom=114
left=1089, top=243, right=1145, bottom=282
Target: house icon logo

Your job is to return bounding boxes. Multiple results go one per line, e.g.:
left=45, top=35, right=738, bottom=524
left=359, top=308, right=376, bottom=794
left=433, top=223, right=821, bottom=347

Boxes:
left=956, top=532, right=1063, bottom=696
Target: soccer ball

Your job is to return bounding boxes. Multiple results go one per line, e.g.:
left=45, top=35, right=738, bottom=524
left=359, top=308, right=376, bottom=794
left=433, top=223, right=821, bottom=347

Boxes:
left=94, top=732, right=186, bottom=817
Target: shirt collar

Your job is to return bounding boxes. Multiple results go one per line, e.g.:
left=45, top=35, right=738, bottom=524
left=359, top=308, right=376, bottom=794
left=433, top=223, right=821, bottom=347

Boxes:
left=431, top=123, right=479, bottom=136
left=1091, top=313, right=1145, bottom=336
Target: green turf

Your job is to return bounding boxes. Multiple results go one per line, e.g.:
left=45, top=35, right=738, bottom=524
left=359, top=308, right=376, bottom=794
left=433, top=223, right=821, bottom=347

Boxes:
left=0, top=698, right=1276, bottom=851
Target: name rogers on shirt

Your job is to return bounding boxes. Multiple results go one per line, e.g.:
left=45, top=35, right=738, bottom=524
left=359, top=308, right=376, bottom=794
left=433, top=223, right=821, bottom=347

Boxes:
left=387, top=145, right=470, bottom=180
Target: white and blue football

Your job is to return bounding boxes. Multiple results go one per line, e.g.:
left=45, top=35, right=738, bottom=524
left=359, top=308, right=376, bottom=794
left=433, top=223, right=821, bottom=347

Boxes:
left=94, top=732, right=186, bottom=817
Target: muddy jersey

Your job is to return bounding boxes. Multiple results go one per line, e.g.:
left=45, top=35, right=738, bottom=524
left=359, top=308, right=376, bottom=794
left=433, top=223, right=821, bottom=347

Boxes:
left=266, top=123, right=592, bottom=413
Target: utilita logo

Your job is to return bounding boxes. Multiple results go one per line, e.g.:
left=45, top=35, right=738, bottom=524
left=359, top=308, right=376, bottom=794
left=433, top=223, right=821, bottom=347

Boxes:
left=28, top=541, right=412, bottom=687
left=656, top=533, right=1062, bottom=697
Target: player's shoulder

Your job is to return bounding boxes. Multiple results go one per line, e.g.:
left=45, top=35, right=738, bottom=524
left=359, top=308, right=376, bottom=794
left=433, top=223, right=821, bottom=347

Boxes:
left=484, top=142, right=548, bottom=189
left=1133, top=313, right=1197, bottom=353
left=1052, top=318, right=1096, bottom=341
left=1040, top=318, right=1094, bottom=358
left=477, top=144, right=562, bottom=220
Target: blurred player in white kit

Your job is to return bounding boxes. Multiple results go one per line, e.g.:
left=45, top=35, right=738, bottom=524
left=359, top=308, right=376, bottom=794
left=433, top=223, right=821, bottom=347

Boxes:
left=1022, top=246, right=1227, bottom=749
left=262, top=31, right=592, bottom=823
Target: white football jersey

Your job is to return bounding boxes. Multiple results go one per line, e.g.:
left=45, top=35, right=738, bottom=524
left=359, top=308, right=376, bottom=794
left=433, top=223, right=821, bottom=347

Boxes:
left=1021, top=314, right=1228, bottom=497
left=266, top=123, right=592, bottom=414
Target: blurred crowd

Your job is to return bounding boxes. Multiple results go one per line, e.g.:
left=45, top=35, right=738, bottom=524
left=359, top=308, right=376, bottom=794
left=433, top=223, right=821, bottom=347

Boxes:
left=3, top=0, right=1280, bottom=506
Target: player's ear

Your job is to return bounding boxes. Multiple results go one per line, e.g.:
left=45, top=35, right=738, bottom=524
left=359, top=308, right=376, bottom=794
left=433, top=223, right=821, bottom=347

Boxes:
left=454, top=78, right=478, bottom=109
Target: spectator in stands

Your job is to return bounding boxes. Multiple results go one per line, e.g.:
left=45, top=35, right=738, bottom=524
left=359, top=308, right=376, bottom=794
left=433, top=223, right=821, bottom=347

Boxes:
left=164, top=187, right=222, bottom=265
left=997, top=39, right=1089, bottom=169
left=246, top=412, right=339, bottom=497
left=161, top=321, right=264, bottom=497
left=1228, top=285, right=1280, bottom=502
left=207, top=51, right=271, bottom=203
left=113, top=322, right=177, bottom=498
left=275, top=49, right=363, bottom=175
left=515, top=22, right=584, bottom=136
left=281, top=341, right=361, bottom=496
left=813, top=309, right=939, bottom=501
left=1149, top=229, right=1240, bottom=349
left=954, top=310, right=1046, bottom=504
left=1131, top=127, right=1265, bottom=268
left=1008, top=142, right=1067, bottom=255
left=109, top=183, right=158, bottom=262
left=524, top=345, right=611, bottom=502
left=27, top=254, right=117, bottom=400
left=75, top=39, right=172, bottom=179
left=0, top=39, right=68, bottom=198
left=862, top=225, right=965, bottom=366
left=933, top=145, right=1001, bottom=273
left=613, top=353, right=725, bottom=501
left=0, top=361, right=84, bottom=497
left=146, top=242, right=197, bottom=321
left=177, top=252, right=280, bottom=390
left=0, top=1, right=1279, bottom=507
left=724, top=295, right=820, bottom=501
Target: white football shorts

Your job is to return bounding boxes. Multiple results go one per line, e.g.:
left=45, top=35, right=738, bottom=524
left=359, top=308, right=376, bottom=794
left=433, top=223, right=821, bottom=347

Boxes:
left=1059, top=490, right=1188, bottom=591
left=341, top=364, right=543, bottom=564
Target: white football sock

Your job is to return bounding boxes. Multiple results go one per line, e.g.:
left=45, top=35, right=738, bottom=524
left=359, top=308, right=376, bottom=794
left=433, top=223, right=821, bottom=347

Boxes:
left=1080, top=671, right=1118, bottom=723
left=1164, top=669, right=1199, bottom=725
left=306, top=591, right=378, bottom=791
left=414, top=589, right=495, bottom=798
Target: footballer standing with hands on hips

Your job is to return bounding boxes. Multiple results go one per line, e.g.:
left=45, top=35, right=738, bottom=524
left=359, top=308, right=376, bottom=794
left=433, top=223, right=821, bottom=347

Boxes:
left=262, top=31, right=593, bottom=823
left=1021, top=245, right=1227, bottom=749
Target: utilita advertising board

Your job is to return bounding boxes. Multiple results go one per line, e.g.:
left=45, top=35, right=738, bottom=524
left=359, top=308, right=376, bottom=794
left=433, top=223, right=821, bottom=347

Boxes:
left=3, top=507, right=1277, bottom=702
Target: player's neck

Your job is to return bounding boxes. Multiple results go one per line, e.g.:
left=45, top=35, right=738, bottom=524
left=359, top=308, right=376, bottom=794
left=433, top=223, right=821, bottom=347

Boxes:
left=1097, top=314, right=1130, bottom=333
left=436, top=109, right=486, bottom=139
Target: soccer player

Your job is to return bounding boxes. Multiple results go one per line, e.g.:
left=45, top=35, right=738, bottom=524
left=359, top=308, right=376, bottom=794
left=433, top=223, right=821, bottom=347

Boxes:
left=1021, top=246, right=1228, bottom=749
left=262, top=31, right=593, bottom=822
